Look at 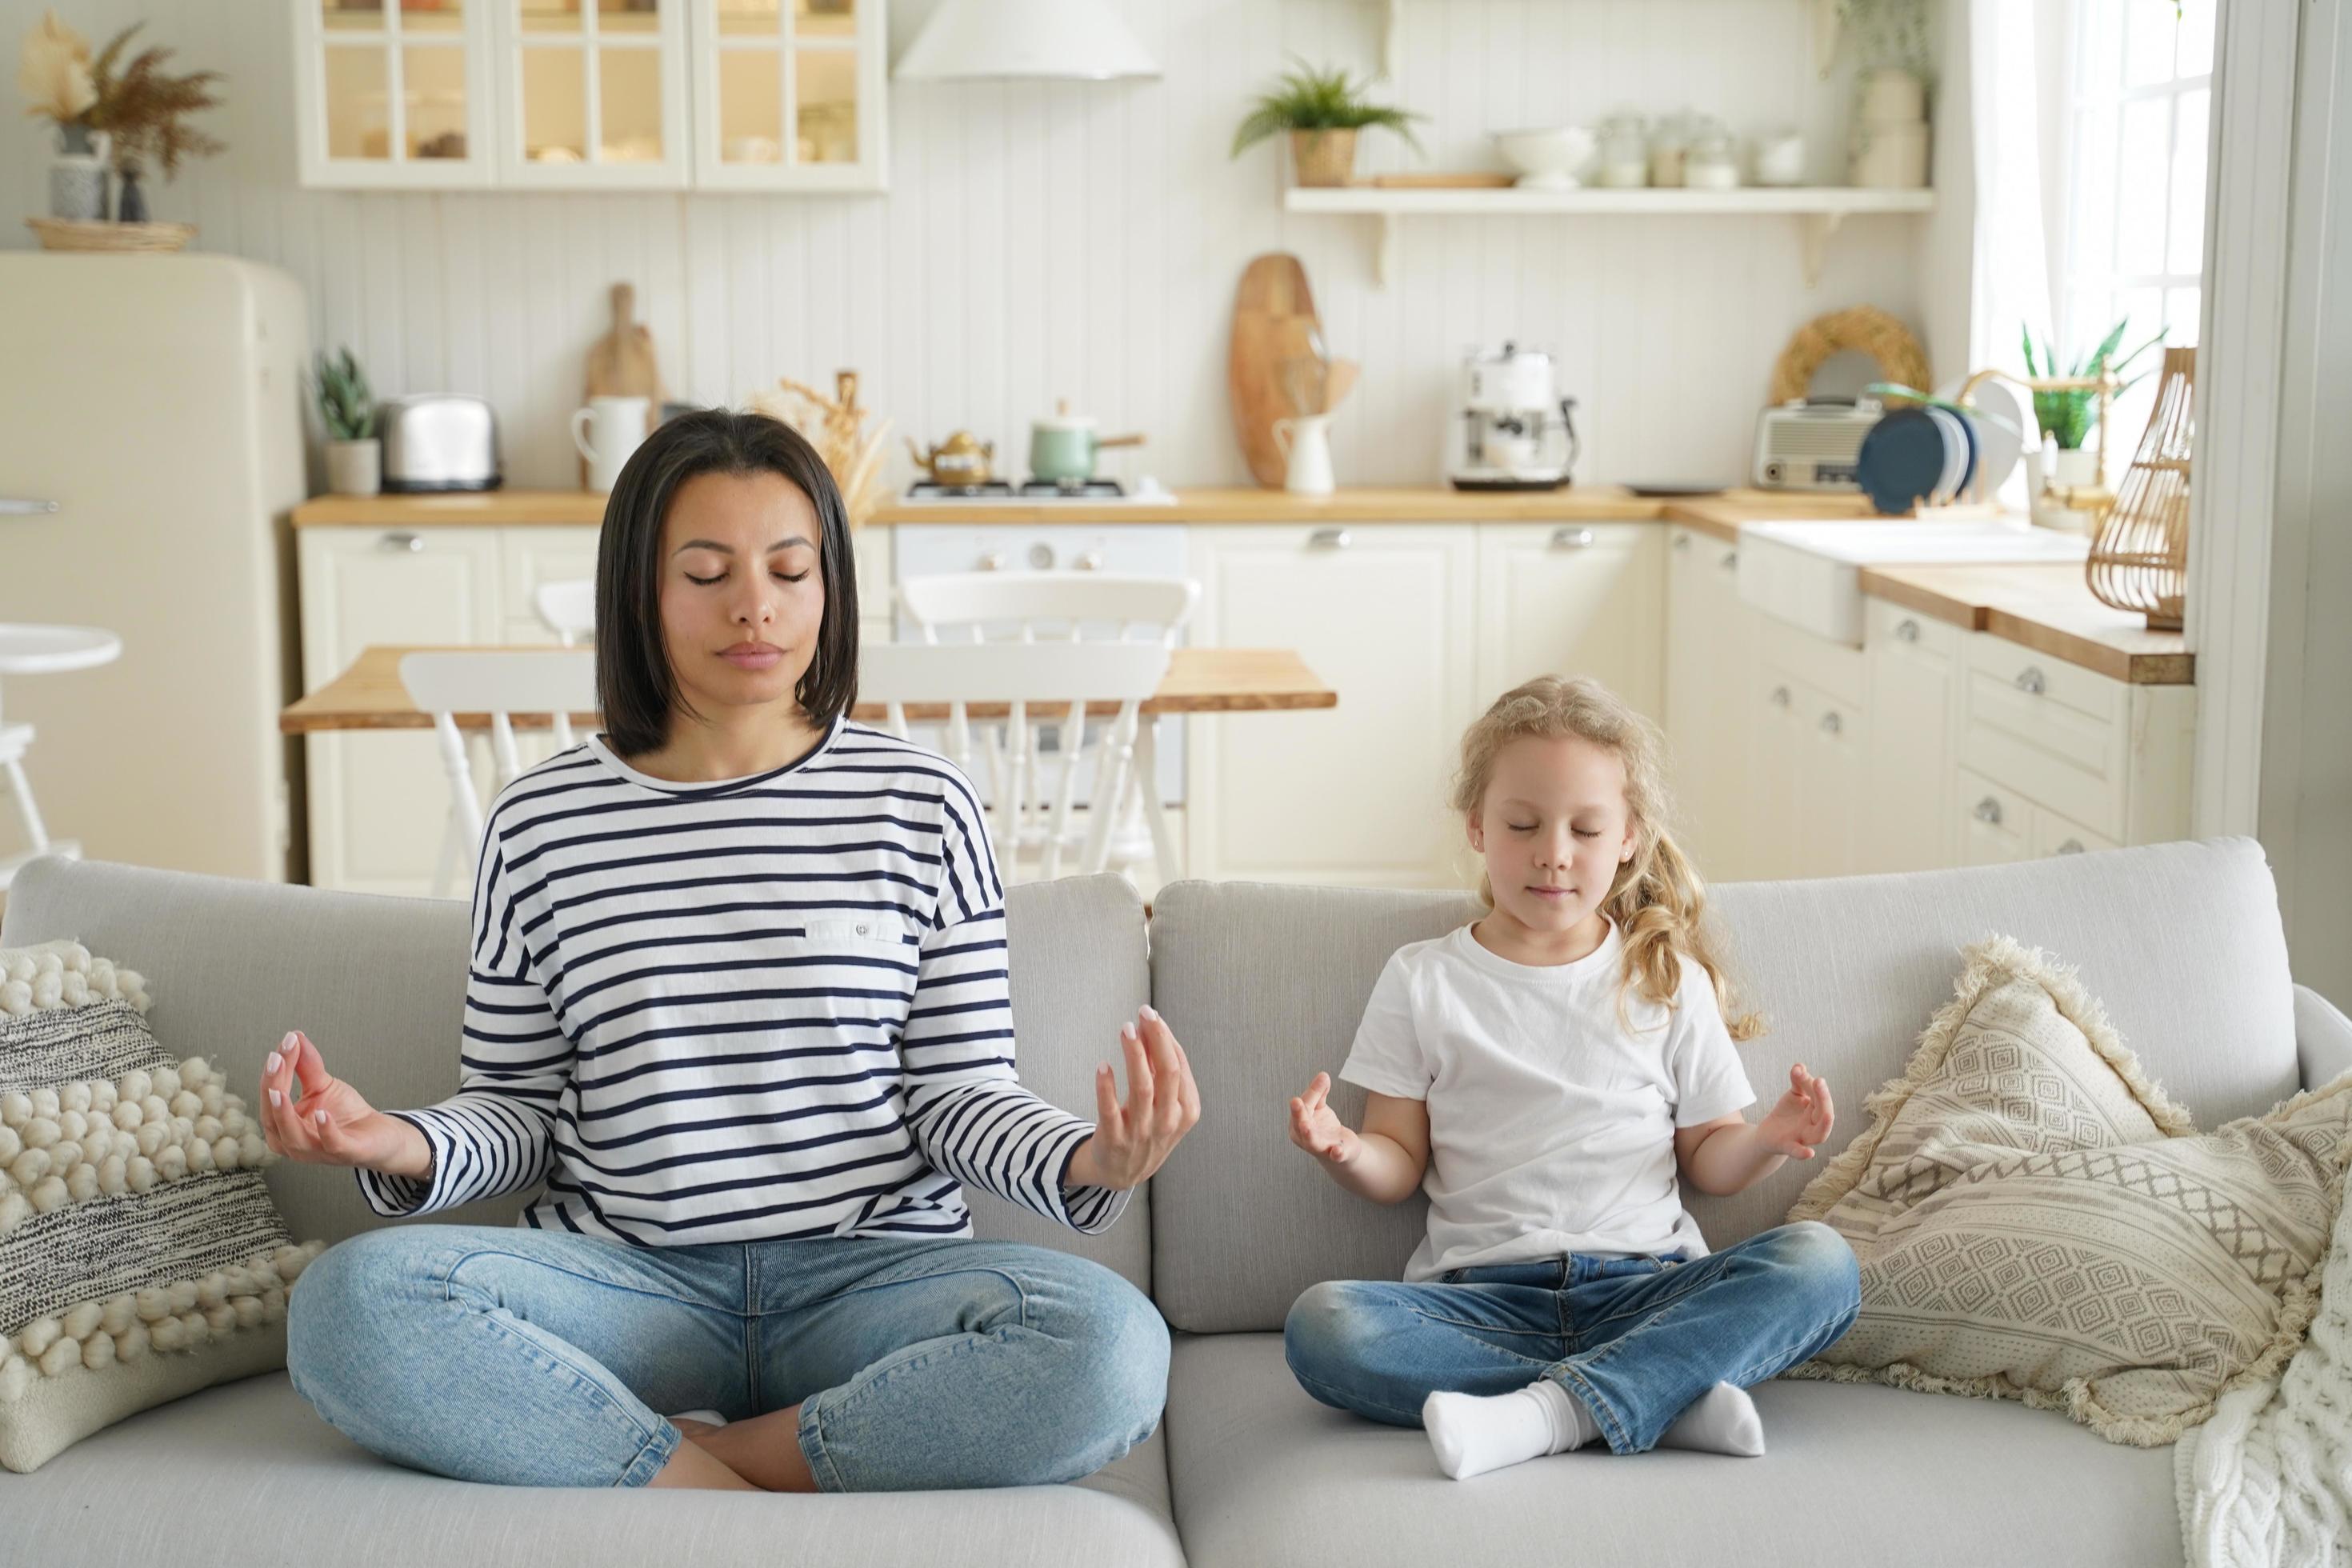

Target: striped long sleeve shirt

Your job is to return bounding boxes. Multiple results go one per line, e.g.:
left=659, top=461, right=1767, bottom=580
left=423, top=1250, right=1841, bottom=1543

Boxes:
left=355, top=718, right=1130, bottom=1246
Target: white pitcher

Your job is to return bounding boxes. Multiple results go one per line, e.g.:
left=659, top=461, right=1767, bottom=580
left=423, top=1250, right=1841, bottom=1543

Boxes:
left=573, top=395, right=650, bottom=493
left=1273, top=414, right=1335, bottom=498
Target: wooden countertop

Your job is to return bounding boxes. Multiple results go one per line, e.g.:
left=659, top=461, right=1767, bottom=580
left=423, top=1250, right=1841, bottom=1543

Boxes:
left=1858, top=562, right=2193, bottom=685
left=288, top=486, right=1875, bottom=530
left=282, top=645, right=1338, bottom=732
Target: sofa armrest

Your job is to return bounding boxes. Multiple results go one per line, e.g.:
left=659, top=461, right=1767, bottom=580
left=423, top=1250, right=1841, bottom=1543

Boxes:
left=2298, top=984, right=2352, bottom=1091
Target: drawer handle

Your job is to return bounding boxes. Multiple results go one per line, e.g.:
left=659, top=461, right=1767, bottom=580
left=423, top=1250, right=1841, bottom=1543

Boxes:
left=1672, top=532, right=1691, bottom=551
left=1974, top=795, right=2005, bottom=826
left=1550, top=526, right=1595, bottom=550
left=1720, top=549, right=1738, bottom=570
left=1896, top=618, right=1922, bottom=642
left=1, top=498, right=60, bottom=515
left=2054, top=838, right=2087, bottom=855
left=1771, top=685, right=1792, bottom=708
left=1819, top=710, right=1842, bottom=735
left=2014, top=666, right=2048, bottom=695
left=379, top=531, right=426, bottom=554
left=1309, top=527, right=1351, bottom=550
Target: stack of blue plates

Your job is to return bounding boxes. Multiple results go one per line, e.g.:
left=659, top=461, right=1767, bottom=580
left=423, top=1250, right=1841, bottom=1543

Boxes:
left=1856, top=406, right=1978, bottom=514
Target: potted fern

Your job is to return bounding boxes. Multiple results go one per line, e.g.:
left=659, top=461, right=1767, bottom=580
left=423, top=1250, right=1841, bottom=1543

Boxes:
left=1231, top=59, right=1423, bottom=188
left=314, top=347, right=380, bottom=498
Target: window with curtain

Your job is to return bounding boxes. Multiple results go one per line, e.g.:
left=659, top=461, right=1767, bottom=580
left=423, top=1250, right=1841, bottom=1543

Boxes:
left=2058, top=0, right=2216, bottom=473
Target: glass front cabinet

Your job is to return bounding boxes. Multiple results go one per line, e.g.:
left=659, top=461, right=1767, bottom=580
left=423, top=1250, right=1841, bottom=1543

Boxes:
left=293, top=0, right=886, bottom=192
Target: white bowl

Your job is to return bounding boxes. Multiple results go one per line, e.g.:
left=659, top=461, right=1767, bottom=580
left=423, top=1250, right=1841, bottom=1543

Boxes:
left=1493, top=126, right=1595, bottom=190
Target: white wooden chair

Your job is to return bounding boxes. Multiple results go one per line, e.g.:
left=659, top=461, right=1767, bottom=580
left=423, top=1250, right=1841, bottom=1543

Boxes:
left=534, top=579, right=598, bottom=647
left=894, top=572, right=1199, bottom=881
left=398, top=650, right=598, bottom=898
left=859, top=640, right=1170, bottom=882
left=0, top=624, right=122, bottom=888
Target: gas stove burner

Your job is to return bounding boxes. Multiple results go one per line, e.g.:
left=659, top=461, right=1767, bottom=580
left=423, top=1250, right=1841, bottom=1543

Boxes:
left=906, top=479, right=1017, bottom=498
left=1018, top=478, right=1126, bottom=498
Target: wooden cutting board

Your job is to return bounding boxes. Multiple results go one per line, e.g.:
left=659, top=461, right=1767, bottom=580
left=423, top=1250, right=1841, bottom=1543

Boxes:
left=582, top=281, right=662, bottom=486
left=1228, top=254, right=1322, bottom=490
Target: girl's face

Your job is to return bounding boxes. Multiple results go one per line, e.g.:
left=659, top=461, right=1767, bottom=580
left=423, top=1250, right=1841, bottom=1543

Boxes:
left=658, top=469, right=826, bottom=727
left=1468, top=733, right=1639, bottom=938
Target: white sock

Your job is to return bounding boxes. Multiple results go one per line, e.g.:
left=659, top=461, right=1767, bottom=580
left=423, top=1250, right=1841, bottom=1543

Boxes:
left=668, top=1408, right=727, bottom=1429
left=1422, top=1378, right=1598, bottom=1480
left=1657, top=1382, right=1765, bottom=1457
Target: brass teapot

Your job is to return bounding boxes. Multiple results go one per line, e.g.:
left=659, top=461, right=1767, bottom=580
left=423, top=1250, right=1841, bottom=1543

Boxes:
left=907, top=430, right=996, bottom=486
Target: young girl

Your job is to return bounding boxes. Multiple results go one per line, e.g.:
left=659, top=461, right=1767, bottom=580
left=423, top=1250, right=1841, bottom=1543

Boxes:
left=265, top=410, right=1198, bottom=1493
left=1282, top=674, right=1858, bottom=1479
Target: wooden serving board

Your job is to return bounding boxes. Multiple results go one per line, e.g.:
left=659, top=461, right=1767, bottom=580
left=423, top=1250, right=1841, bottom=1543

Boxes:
left=1228, top=253, right=1322, bottom=490
left=582, top=281, right=662, bottom=486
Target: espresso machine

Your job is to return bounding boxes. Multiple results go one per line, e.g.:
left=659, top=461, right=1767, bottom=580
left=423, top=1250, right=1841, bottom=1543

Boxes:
left=1447, top=341, right=1582, bottom=490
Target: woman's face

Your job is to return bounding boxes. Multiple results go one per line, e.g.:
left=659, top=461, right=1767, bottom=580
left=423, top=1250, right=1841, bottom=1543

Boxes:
left=657, top=469, right=826, bottom=726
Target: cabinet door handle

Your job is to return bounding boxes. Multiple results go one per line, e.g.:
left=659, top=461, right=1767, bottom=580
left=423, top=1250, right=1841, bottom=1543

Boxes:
left=1309, top=527, right=1351, bottom=550
left=0, top=498, right=60, bottom=515
left=1770, top=685, right=1792, bottom=708
left=1550, top=526, right=1595, bottom=550
left=1820, top=710, right=1842, bottom=735
left=2055, top=838, right=2087, bottom=855
left=1720, top=549, right=1738, bottom=570
left=1896, top=618, right=1922, bottom=642
left=1076, top=550, right=1105, bottom=572
left=2014, top=665, right=2047, bottom=695
left=379, top=531, right=426, bottom=554
left=1672, top=532, right=1691, bottom=551
left=1974, top=795, right=2005, bottom=826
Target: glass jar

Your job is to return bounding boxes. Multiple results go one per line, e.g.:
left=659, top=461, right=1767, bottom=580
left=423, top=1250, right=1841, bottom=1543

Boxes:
left=1647, top=110, right=1690, bottom=188
left=1686, top=116, right=1739, bottom=190
left=1595, top=111, right=1648, bottom=188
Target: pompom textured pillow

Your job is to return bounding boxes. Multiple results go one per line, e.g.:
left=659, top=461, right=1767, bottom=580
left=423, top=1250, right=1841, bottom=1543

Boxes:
left=0, top=940, right=324, bottom=1473
left=1784, top=934, right=2352, bottom=1446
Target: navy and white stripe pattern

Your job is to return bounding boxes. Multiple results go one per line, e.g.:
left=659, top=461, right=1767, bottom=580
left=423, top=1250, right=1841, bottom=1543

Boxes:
left=355, top=719, right=1128, bottom=1246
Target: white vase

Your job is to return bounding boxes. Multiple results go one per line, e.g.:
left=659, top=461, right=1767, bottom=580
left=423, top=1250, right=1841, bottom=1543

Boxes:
left=2039, top=446, right=2102, bottom=534
left=47, top=126, right=111, bottom=221
left=326, top=438, right=382, bottom=498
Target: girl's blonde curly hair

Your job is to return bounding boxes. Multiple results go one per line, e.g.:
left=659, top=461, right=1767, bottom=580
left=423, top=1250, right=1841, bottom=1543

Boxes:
left=1451, top=675, right=1763, bottom=1042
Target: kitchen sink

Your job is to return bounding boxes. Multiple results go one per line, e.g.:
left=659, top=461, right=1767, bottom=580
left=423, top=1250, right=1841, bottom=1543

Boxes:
left=1735, top=518, right=2092, bottom=646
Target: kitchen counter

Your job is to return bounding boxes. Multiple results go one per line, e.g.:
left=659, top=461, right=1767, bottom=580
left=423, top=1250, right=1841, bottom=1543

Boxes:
left=1858, top=562, right=2193, bottom=685
left=288, top=486, right=1877, bottom=530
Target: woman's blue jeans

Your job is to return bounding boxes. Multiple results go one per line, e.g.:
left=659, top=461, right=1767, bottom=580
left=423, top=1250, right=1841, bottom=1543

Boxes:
left=1283, top=1220, right=1861, bottom=1454
left=287, top=1225, right=1169, bottom=1490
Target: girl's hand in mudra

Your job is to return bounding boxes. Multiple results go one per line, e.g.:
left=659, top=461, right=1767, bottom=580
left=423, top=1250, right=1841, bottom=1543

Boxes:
left=260, top=1030, right=431, bottom=1178
left=1064, top=1006, right=1201, bottom=1191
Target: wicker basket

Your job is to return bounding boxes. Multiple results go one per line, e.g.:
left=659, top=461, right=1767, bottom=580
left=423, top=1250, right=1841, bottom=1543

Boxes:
left=2086, top=346, right=2194, bottom=630
left=1290, top=129, right=1359, bottom=188
left=25, top=217, right=197, bottom=253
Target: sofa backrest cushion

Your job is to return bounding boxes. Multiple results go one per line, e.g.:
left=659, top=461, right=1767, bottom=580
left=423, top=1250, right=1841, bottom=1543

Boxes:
left=1145, top=837, right=2302, bottom=1334
left=0, top=860, right=1155, bottom=1293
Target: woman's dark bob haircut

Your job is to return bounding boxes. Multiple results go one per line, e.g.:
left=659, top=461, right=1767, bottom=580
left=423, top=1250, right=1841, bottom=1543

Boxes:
left=594, top=408, right=859, bottom=758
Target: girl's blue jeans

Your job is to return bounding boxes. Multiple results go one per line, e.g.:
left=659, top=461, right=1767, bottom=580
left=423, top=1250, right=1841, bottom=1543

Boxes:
left=1282, top=1220, right=1861, bottom=1454
left=287, top=1225, right=1168, bottom=1490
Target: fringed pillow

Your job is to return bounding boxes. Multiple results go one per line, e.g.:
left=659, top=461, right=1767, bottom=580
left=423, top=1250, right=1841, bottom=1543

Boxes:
left=0, top=940, right=324, bottom=1473
left=1784, top=934, right=2352, bottom=1446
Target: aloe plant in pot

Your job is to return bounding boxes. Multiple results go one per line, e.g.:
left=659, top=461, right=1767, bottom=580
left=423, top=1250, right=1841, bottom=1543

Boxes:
left=313, top=347, right=381, bottom=498
left=1231, top=59, right=1424, bottom=188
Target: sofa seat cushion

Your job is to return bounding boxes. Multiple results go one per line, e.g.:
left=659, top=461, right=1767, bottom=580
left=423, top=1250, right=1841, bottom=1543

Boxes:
left=0, top=1370, right=1182, bottom=1568
left=1164, top=1333, right=2180, bottom=1568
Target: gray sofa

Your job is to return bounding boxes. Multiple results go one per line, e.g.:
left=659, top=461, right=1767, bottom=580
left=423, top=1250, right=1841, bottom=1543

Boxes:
left=5, top=838, right=2348, bottom=1567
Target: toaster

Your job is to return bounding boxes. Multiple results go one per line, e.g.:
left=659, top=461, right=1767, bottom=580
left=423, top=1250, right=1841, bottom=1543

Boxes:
left=380, top=395, right=502, bottom=492
left=1751, top=398, right=1879, bottom=491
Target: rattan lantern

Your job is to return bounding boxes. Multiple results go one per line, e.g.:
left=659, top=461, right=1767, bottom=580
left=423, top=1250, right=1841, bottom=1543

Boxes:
left=2086, top=346, right=2194, bottom=630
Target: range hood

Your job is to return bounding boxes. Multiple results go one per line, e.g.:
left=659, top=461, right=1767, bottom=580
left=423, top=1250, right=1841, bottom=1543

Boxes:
left=894, top=0, right=1160, bottom=82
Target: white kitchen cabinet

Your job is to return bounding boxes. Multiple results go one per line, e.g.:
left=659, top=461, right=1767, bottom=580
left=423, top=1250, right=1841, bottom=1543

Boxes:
left=1860, top=598, right=1958, bottom=874
left=1186, top=524, right=1478, bottom=887
left=1474, top=522, right=1662, bottom=721
left=298, top=525, right=504, bottom=895
left=1664, top=529, right=1758, bottom=879
left=499, top=526, right=603, bottom=642
left=294, top=0, right=883, bottom=191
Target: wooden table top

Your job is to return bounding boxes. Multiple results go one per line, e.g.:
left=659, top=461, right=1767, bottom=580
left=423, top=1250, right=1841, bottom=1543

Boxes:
left=282, top=646, right=1338, bottom=733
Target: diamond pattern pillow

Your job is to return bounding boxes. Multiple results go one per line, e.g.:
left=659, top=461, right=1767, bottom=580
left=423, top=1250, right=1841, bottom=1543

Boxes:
left=0, top=940, right=324, bottom=1473
left=1784, top=934, right=2352, bottom=1446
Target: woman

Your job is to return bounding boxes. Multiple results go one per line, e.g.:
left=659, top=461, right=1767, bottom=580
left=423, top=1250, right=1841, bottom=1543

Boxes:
left=266, top=410, right=1198, bottom=1492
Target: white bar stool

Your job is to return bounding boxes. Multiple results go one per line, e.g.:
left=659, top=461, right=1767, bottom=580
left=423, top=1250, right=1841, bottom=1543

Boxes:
left=0, top=624, right=124, bottom=888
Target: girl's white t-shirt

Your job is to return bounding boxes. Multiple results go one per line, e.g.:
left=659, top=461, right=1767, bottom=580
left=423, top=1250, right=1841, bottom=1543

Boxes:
left=1339, top=919, right=1756, bottom=1282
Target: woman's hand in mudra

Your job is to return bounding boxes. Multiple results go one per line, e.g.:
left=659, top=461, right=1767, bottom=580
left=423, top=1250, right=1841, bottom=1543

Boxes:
left=260, top=1030, right=432, bottom=1178
left=1064, top=1006, right=1202, bottom=1191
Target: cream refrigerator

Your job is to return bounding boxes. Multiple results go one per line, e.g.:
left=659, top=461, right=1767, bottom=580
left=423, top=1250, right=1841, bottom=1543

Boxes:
left=0, top=254, right=310, bottom=884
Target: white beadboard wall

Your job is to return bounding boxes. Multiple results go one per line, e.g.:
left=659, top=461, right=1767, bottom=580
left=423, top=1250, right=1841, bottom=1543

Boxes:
left=1, top=0, right=1939, bottom=490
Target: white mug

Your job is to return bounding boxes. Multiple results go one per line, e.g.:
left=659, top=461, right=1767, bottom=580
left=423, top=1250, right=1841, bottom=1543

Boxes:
left=573, top=395, right=650, bottom=493
left=1273, top=414, right=1335, bottom=497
